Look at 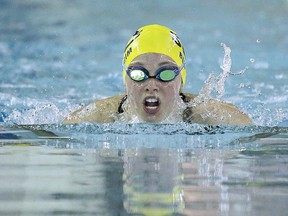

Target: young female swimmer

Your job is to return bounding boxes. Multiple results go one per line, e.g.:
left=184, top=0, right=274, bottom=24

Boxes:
left=64, top=24, right=253, bottom=125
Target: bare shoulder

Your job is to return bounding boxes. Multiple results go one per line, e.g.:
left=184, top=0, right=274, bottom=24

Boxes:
left=181, top=92, right=198, bottom=101
left=63, top=94, right=125, bottom=123
left=182, top=93, right=253, bottom=126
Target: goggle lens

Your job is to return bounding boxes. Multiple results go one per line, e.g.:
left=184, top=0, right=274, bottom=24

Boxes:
left=158, top=69, right=176, bottom=81
left=129, top=69, right=147, bottom=81
left=126, top=65, right=181, bottom=82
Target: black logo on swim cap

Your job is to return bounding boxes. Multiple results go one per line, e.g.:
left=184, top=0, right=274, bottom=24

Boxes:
left=123, top=47, right=132, bottom=64
left=124, top=29, right=143, bottom=52
left=179, top=52, right=185, bottom=63
left=170, top=31, right=182, bottom=48
left=123, top=29, right=143, bottom=64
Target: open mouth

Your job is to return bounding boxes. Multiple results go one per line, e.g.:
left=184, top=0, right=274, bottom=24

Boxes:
left=143, top=96, right=160, bottom=114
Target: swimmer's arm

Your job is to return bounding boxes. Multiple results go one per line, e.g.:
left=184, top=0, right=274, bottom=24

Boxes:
left=63, top=94, right=124, bottom=123
left=186, top=99, right=253, bottom=126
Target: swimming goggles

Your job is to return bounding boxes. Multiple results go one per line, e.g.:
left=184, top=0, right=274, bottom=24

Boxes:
left=124, top=63, right=185, bottom=82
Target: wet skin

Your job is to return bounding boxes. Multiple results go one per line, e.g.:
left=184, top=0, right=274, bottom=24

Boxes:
left=124, top=53, right=183, bottom=122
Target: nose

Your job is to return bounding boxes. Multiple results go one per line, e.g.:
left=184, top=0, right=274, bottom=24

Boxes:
left=145, top=78, right=159, bottom=92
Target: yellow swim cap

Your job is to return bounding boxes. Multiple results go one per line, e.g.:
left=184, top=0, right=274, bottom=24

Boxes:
left=123, top=24, right=186, bottom=85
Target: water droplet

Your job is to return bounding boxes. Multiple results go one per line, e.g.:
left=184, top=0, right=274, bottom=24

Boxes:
left=239, top=83, right=245, bottom=88
left=250, top=58, right=255, bottom=63
left=275, top=74, right=283, bottom=80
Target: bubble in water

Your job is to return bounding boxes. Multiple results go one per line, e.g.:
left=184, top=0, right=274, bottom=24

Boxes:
left=250, top=58, right=255, bottom=63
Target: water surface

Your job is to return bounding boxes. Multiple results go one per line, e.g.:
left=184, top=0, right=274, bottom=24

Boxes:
left=0, top=0, right=288, bottom=215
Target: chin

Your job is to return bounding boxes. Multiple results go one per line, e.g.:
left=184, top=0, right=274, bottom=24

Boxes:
left=140, top=114, right=165, bottom=123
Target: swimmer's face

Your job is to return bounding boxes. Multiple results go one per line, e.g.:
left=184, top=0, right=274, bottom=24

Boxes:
left=125, top=53, right=182, bottom=122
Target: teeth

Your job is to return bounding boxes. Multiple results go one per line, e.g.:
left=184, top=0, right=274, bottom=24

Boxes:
left=146, top=106, right=157, bottom=110
left=146, top=98, right=158, bottom=103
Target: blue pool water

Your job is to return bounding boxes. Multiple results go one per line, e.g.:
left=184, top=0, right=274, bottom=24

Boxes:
left=1, top=0, right=288, bottom=215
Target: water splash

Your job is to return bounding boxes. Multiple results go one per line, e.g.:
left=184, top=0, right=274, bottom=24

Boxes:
left=5, top=102, right=69, bottom=125
left=194, top=43, right=248, bottom=104
left=1, top=123, right=287, bottom=149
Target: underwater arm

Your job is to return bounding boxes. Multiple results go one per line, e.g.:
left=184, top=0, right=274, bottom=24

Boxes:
left=63, top=94, right=124, bottom=123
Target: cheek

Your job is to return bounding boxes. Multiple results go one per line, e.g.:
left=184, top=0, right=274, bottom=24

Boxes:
left=125, top=80, right=143, bottom=102
left=163, top=78, right=182, bottom=95
left=161, top=79, right=182, bottom=103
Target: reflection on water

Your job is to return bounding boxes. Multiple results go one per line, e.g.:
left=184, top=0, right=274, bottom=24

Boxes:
left=123, top=149, right=184, bottom=215
left=1, top=135, right=288, bottom=216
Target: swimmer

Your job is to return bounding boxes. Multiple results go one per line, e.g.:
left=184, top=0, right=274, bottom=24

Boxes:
left=64, top=24, right=253, bottom=125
